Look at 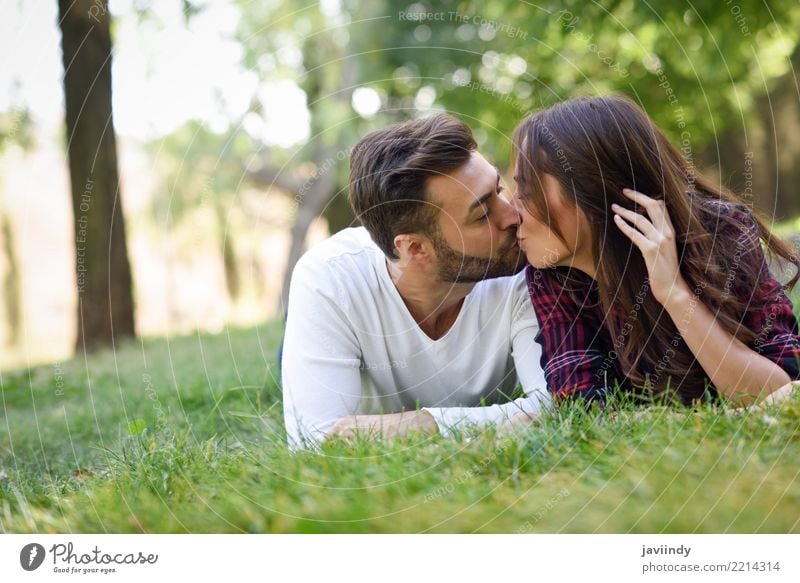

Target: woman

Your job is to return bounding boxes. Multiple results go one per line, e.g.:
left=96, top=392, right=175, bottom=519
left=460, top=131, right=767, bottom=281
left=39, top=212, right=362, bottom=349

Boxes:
left=511, top=95, right=800, bottom=408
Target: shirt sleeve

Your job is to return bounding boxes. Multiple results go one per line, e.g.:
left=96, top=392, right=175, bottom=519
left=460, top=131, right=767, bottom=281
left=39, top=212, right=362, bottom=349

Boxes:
left=526, top=266, right=612, bottom=405
left=281, top=255, right=364, bottom=450
left=421, top=276, right=552, bottom=436
left=730, top=210, right=800, bottom=379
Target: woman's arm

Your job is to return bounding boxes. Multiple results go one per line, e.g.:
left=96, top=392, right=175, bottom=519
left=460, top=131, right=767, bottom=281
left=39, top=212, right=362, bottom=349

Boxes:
left=613, top=189, right=794, bottom=406
left=658, top=283, right=790, bottom=406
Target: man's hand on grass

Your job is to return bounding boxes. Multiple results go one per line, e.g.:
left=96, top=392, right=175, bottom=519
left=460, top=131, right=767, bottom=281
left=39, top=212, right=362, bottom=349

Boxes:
left=496, top=411, right=542, bottom=437
left=329, top=410, right=439, bottom=442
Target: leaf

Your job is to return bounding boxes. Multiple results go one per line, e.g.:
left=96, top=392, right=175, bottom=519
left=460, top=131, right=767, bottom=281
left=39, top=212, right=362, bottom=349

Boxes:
left=127, top=418, right=147, bottom=436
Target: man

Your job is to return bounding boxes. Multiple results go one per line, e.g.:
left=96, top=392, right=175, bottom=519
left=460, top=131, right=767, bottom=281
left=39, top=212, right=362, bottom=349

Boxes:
left=281, top=113, right=549, bottom=449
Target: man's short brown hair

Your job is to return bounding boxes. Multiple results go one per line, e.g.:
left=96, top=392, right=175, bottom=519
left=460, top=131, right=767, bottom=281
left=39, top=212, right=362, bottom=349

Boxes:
left=348, top=113, right=477, bottom=258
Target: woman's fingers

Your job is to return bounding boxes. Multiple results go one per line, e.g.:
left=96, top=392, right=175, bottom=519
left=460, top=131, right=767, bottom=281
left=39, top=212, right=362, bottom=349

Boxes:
left=617, top=188, right=686, bottom=307
left=611, top=203, right=659, bottom=238
left=758, top=380, right=800, bottom=407
left=622, top=187, right=660, bottom=209
left=621, top=188, right=674, bottom=235
left=613, top=213, right=653, bottom=251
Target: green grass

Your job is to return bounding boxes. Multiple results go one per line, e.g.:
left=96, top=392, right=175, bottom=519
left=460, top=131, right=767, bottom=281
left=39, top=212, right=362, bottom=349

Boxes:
left=2, top=298, right=800, bottom=533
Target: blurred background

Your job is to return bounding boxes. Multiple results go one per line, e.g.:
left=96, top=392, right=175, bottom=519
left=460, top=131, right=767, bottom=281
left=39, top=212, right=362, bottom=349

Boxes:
left=1, top=0, right=799, bottom=370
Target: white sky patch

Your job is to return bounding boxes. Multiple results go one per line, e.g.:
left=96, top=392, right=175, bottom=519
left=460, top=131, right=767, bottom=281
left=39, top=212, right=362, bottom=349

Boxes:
left=255, top=79, right=310, bottom=147
left=414, top=86, right=436, bottom=110
left=0, top=0, right=64, bottom=127
left=111, top=0, right=256, bottom=139
left=351, top=87, right=381, bottom=117
left=319, top=0, right=342, bottom=17
left=507, top=56, right=527, bottom=76
left=2, top=0, right=312, bottom=147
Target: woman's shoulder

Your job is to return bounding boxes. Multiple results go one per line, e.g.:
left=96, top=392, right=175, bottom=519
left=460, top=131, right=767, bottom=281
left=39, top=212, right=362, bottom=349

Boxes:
left=696, top=195, right=753, bottom=220
left=525, top=265, right=598, bottom=314
left=525, top=265, right=594, bottom=291
left=695, top=196, right=759, bottom=243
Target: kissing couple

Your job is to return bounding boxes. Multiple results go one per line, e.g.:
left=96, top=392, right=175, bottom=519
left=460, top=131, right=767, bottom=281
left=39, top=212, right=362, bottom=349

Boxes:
left=281, top=94, right=800, bottom=449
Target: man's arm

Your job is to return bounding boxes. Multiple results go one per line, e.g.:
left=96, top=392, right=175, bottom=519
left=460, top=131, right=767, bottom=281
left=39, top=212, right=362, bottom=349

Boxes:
left=281, top=257, right=364, bottom=449
left=328, top=410, right=439, bottom=441
left=328, top=276, right=551, bottom=441
left=331, top=330, right=549, bottom=440
left=419, top=275, right=552, bottom=436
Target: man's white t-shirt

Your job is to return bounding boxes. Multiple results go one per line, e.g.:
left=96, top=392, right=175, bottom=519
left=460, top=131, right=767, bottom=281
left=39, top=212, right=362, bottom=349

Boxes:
left=281, top=227, right=549, bottom=448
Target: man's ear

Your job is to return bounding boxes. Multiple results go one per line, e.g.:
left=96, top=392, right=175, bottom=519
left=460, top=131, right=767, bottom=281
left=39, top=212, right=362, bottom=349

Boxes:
left=393, top=233, right=431, bottom=266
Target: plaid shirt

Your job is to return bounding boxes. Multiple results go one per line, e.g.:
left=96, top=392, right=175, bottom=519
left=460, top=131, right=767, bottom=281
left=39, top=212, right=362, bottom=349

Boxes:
left=526, top=203, right=800, bottom=405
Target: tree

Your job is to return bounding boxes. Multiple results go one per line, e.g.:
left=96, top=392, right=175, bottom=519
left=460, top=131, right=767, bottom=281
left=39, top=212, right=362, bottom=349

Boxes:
left=237, top=0, right=363, bottom=312
left=146, top=121, right=250, bottom=311
left=0, top=107, right=31, bottom=349
left=58, top=0, right=135, bottom=350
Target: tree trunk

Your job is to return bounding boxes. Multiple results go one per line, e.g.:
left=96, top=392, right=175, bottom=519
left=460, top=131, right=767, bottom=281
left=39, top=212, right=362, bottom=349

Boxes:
left=279, top=202, right=322, bottom=314
left=58, top=0, right=135, bottom=351
left=706, top=43, right=800, bottom=222
left=0, top=210, right=21, bottom=348
left=277, top=159, right=337, bottom=313
left=322, top=192, right=356, bottom=234
left=215, top=203, right=240, bottom=301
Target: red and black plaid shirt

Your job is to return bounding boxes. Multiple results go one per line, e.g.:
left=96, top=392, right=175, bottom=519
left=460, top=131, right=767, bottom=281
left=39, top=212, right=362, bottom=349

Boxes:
left=525, top=202, right=800, bottom=405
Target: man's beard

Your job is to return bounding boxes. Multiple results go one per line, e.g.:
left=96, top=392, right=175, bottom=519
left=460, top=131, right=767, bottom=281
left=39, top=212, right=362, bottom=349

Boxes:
left=430, top=227, right=527, bottom=283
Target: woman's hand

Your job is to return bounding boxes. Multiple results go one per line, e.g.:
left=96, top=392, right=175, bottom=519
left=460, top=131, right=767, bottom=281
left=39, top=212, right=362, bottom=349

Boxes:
left=611, top=188, right=691, bottom=308
left=755, top=380, right=800, bottom=407
left=613, top=188, right=793, bottom=405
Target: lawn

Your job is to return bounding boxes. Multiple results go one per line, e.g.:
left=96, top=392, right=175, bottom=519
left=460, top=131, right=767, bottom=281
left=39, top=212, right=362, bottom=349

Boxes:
left=1, top=288, right=800, bottom=533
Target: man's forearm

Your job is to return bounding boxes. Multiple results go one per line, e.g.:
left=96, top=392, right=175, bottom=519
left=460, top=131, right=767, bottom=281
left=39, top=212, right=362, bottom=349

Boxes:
left=328, top=410, right=439, bottom=441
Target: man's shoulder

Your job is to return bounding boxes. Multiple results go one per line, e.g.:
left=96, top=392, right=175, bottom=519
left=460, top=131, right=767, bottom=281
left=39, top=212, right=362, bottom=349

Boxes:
left=295, top=227, right=379, bottom=270
left=291, top=227, right=383, bottom=294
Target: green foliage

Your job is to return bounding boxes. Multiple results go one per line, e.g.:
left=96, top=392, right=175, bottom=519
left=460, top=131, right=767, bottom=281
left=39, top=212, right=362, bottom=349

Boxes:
left=0, top=108, right=33, bottom=152
left=352, top=0, right=800, bottom=165
left=146, top=120, right=251, bottom=225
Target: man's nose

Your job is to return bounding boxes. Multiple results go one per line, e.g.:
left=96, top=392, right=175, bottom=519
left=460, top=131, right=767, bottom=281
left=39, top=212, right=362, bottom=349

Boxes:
left=497, top=196, right=521, bottom=229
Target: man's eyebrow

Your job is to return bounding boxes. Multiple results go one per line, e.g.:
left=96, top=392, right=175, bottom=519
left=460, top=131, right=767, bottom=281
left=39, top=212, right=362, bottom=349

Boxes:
left=468, top=169, right=501, bottom=212
left=468, top=191, right=493, bottom=213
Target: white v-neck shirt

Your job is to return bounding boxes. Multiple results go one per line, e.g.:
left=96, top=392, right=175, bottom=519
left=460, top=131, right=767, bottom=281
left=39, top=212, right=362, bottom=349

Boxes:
left=281, top=227, right=549, bottom=448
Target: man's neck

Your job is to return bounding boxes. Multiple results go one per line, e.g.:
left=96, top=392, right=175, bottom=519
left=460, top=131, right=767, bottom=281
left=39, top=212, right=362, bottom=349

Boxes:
left=386, top=258, right=474, bottom=340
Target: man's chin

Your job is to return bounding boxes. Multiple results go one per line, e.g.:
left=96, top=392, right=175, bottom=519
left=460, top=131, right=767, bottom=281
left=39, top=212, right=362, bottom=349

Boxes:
left=433, top=235, right=529, bottom=282
left=440, top=252, right=528, bottom=283
left=509, top=246, right=529, bottom=273
left=489, top=245, right=529, bottom=277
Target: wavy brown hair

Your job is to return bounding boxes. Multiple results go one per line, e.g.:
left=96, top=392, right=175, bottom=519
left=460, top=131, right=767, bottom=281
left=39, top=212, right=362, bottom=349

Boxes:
left=513, top=94, right=800, bottom=404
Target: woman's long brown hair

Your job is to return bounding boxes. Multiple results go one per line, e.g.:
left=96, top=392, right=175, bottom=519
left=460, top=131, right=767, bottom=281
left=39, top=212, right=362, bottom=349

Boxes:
left=513, top=94, right=799, bottom=404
